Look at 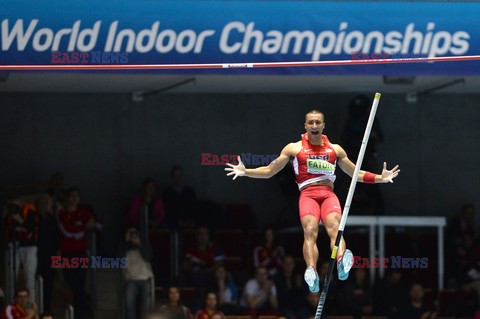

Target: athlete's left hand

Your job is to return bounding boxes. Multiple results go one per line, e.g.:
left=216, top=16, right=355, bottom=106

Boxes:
left=225, top=156, right=246, bottom=180
left=381, top=162, right=400, bottom=183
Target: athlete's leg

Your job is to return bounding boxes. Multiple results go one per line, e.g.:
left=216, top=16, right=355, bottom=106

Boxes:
left=321, top=192, right=353, bottom=281
left=299, top=190, right=321, bottom=292
left=301, top=215, right=320, bottom=268
left=323, top=212, right=346, bottom=256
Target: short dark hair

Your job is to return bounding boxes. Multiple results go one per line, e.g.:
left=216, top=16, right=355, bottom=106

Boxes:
left=204, top=290, right=217, bottom=300
left=40, top=313, right=54, bottom=319
left=15, top=288, right=28, bottom=297
left=305, top=110, right=325, bottom=122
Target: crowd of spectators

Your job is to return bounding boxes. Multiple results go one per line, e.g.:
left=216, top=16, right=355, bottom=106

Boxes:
left=0, top=168, right=478, bottom=319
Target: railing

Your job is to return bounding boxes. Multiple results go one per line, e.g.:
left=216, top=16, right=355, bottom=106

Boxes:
left=148, top=276, right=155, bottom=310
left=87, top=229, right=97, bottom=312
left=171, top=230, right=180, bottom=278
left=35, top=275, right=44, bottom=314
left=65, top=304, right=74, bottom=319
left=4, top=243, right=15, bottom=303
left=279, top=215, right=447, bottom=290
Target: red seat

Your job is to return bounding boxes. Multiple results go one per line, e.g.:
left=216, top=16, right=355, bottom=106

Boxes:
left=149, top=230, right=171, bottom=279
left=439, top=289, right=467, bottom=315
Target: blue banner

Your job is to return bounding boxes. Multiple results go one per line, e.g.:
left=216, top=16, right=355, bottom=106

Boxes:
left=1, top=0, right=479, bottom=75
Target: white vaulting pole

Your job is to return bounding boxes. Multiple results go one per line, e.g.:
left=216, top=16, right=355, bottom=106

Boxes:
left=315, top=92, right=381, bottom=319
left=340, top=92, right=381, bottom=231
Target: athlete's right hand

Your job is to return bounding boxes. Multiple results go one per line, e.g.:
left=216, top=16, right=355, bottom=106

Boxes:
left=225, top=156, right=246, bottom=180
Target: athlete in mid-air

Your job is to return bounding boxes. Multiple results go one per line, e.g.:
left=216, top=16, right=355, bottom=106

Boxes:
left=225, top=110, right=400, bottom=292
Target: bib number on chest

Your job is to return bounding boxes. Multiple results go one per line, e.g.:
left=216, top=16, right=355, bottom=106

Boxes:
left=307, top=159, right=335, bottom=175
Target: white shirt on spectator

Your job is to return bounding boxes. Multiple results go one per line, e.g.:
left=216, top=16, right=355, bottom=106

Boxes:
left=240, top=279, right=277, bottom=308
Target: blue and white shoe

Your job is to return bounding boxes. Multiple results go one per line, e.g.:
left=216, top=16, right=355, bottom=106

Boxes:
left=304, top=266, right=320, bottom=292
left=337, top=249, right=354, bottom=281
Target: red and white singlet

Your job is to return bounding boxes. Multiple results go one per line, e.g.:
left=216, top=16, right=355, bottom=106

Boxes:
left=292, top=133, right=338, bottom=190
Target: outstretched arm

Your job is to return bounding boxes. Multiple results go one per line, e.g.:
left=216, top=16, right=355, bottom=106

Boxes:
left=335, top=145, right=400, bottom=183
left=224, top=143, right=296, bottom=180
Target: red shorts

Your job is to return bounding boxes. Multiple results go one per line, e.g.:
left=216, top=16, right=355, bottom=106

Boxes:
left=299, top=185, right=342, bottom=223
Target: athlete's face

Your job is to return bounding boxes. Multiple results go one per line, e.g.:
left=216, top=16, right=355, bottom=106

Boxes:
left=304, top=113, right=325, bottom=143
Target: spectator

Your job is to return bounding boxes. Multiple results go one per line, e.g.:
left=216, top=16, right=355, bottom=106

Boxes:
left=335, top=268, right=373, bottom=317
left=301, top=261, right=337, bottom=318
left=159, top=286, right=193, bottom=319
left=126, top=178, right=166, bottom=229
left=195, top=292, right=225, bottom=319
left=40, top=314, right=54, bottom=319
left=121, top=225, right=154, bottom=319
left=1, top=289, right=37, bottom=319
left=446, top=204, right=477, bottom=288
left=184, top=227, right=224, bottom=286
left=36, top=194, right=59, bottom=313
left=398, top=283, right=437, bottom=319
left=449, top=204, right=476, bottom=238
left=163, top=166, right=197, bottom=229
left=0, top=287, right=5, bottom=312
left=273, top=256, right=305, bottom=319
left=4, top=199, right=39, bottom=304
left=253, top=228, right=285, bottom=276
left=461, top=276, right=480, bottom=318
left=57, top=187, right=95, bottom=319
left=208, top=265, right=239, bottom=315
left=144, top=312, right=165, bottom=319
left=46, top=172, right=67, bottom=203
left=373, top=269, right=409, bottom=317
left=240, top=266, right=279, bottom=317
left=303, top=292, right=320, bottom=319
left=351, top=268, right=373, bottom=315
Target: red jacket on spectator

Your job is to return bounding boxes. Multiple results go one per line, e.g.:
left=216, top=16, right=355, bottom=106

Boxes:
left=58, top=205, right=93, bottom=253
left=195, top=309, right=225, bottom=319
left=1, top=303, right=30, bottom=319
left=186, top=243, right=224, bottom=269
left=253, top=246, right=284, bottom=275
